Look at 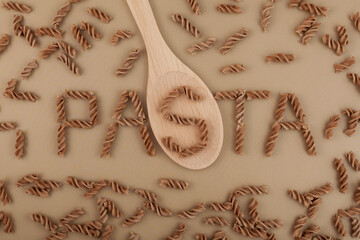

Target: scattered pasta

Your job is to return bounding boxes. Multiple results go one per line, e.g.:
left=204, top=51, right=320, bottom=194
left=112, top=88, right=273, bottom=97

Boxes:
left=219, top=28, right=248, bottom=55
left=260, top=2, right=273, bottom=32
left=122, top=207, right=145, bottom=227
left=35, top=27, right=63, bottom=39
left=333, top=56, right=355, bottom=73
left=216, top=4, right=242, bottom=14
left=80, top=21, right=102, bottom=40
left=266, top=53, right=295, bottom=63
left=20, top=59, right=38, bottom=79
left=333, top=158, right=348, bottom=194
left=2, top=1, right=31, bottom=13
left=111, top=30, right=133, bottom=45
left=71, top=24, right=91, bottom=51
left=187, top=38, right=216, bottom=55
left=0, top=34, right=10, bottom=55
left=87, top=7, right=112, bottom=23
left=171, top=13, right=200, bottom=38
left=186, top=0, right=201, bottom=15
left=115, top=48, right=141, bottom=77
left=350, top=12, right=360, bottom=32
left=324, top=114, right=340, bottom=139
left=159, top=178, right=189, bottom=190
left=220, top=64, right=246, bottom=74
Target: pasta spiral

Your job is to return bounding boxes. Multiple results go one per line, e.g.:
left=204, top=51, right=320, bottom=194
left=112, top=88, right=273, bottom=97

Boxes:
left=122, top=207, right=145, bottom=227
left=207, top=202, right=232, bottom=212
left=307, top=198, right=322, bottom=219
left=166, top=222, right=186, bottom=240
left=337, top=205, right=360, bottom=218
left=351, top=217, right=360, bottom=238
left=220, top=64, right=246, bottom=74
left=100, top=123, right=118, bottom=158
left=187, top=38, right=216, bottom=55
left=261, top=2, right=273, bottom=32
left=15, top=130, right=24, bottom=158
left=13, top=14, right=23, bottom=36
left=65, top=176, right=97, bottom=189
left=324, top=114, right=340, bottom=139
left=195, top=233, right=207, bottom=240
left=280, top=121, right=303, bottom=131
left=108, top=180, right=129, bottom=194
left=216, top=4, right=242, bottom=13
left=59, top=208, right=85, bottom=226
left=256, top=219, right=282, bottom=230
left=337, top=25, right=349, bottom=46
left=39, top=42, right=59, bottom=59
left=293, top=215, right=307, bottom=237
left=34, top=180, right=62, bottom=191
left=115, top=48, right=141, bottom=77
left=0, top=34, right=10, bottom=55
left=234, top=185, right=268, bottom=196
left=344, top=151, right=359, bottom=171
left=129, top=232, right=140, bottom=240
left=31, top=213, right=58, bottom=233
left=322, top=34, right=343, bottom=56
left=266, top=53, right=295, bottom=63
left=332, top=214, right=346, bottom=237
left=0, top=211, right=13, bottom=233
left=333, top=56, right=355, bottom=73
left=57, top=124, right=66, bottom=156
left=354, top=184, right=360, bottom=204
left=57, top=40, right=77, bottom=59
left=0, top=181, right=12, bottom=205
left=350, top=12, right=360, bottom=32
left=46, top=229, right=67, bottom=240
left=227, top=193, right=244, bottom=217
left=177, top=203, right=206, bottom=219
left=347, top=73, right=360, bottom=89
left=25, top=186, right=50, bottom=197
left=186, top=0, right=201, bottom=15
left=0, top=122, right=16, bottom=131
left=343, top=110, right=360, bottom=136
left=21, top=25, right=37, bottom=47
left=171, top=13, right=200, bottom=38
left=83, top=180, right=107, bottom=199
left=160, top=86, right=200, bottom=114
left=80, top=21, right=102, bottom=40
left=98, top=197, right=122, bottom=219
left=304, top=183, right=333, bottom=200
left=302, top=224, right=320, bottom=239
left=289, top=0, right=301, bottom=7
left=87, top=7, right=112, bottom=23
left=204, top=216, right=229, bottom=226
left=134, top=188, right=158, bottom=202
left=57, top=52, right=80, bottom=75
left=159, top=178, right=189, bottom=190
left=301, top=21, right=320, bottom=45
left=288, top=190, right=311, bottom=208
left=299, top=2, right=328, bottom=16
left=143, top=201, right=172, bottom=217
left=16, top=174, right=39, bottom=187
left=35, top=27, right=63, bottom=39
left=333, top=158, right=348, bottom=194
left=111, top=30, right=133, bottom=45
left=20, top=59, right=38, bottom=79
left=3, top=79, right=39, bottom=102
left=52, top=1, right=71, bottom=28
left=101, top=225, right=114, bottom=240
left=248, top=198, right=259, bottom=222
left=71, top=24, right=91, bottom=51
left=302, top=125, right=317, bottom=156
left=219, top=28, right=248, bottom=55
left=295, top=15, right=317, bottom=36
left=265, top=121, right=281, bottom=156
left=2, top=1, right=31, bottom=13
left=139, top=125, right=156, bottom=156
left=64, top=223, right=100, bottom=237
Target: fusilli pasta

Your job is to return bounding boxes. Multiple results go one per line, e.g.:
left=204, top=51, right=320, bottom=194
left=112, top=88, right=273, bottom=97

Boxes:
left=334, top=158, right=348, bottom=194
left=80, top=21, right=102, bottom=40
left=350, top=12, right=360, bottom=32
left=2, top=1, right=31, bottom=13
left=57, top=52, right=80, bottom=75
left=0, top=181, right=11, bottom=205
left=220, top=64, right=246, bottom=74
left=122, top=207, right=145, bottom=227
left=344, top=151, right=359, bottom=171
left=187, top=38, right=216, bottom=55
left=71, top=24, right=91, bottom=51
left=111, top=30, right=133, bottom=45
left=177, top=203, right=205, bottom=219
left=186, top=0, right=201, bottom=15
left=219, top=28, right=248, bottom=55
left=20, top=59, right=38, bottom=79
left=216, top=4, right=242, bottom=13
left=159, top=178, right=189, bottom=190
left=35, top=27, right=63, bottom=39
left=0, top=34, right=10, bottom=55
left=261, top=2, right=273, bottom=32
left=166, top=222, right=186, bottom=240
left=87, top=7, right=112, bottom=23
left=171, top=13, right=201, bottom=38
left=333, top=56, right=355, bottom=73
left=15, top=130, right=24, bottom=158
left=266, top=53, right=295, bottom=63
left=324, top=114, right=340, bottom=139
left=115, top=48, right=141, bottom=77
left=143, top=200, right=172, bottom=217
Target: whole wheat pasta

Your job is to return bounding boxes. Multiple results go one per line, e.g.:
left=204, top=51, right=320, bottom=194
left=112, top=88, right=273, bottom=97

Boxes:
left=56, top=95, right=65, bottom=123
left=0, top=122, right=16, bottom=131
left=302, top=125, right=317, bottom=156
left=204, top=216, right=229, bottom=226
left=107, top=180, right=129, bottom=194
left=186, top=0, right=201, bottom=15
left=322, top=34, right=343, bottom=56
left=288, top=190, right=311, bottom=208
left=115, top=48, right=141, bottom=77
left=21, top=25, right=37, bottom=47
left=87, top=7, right=112, bottom=23
left=288, top=93, right=305, bottom=121
left=64, top=120, right=92, bottom=129
left=304, top=183, right=333, bottom=200
left=216, top=4, right=242, bottom=13
left=171, top=13, right=200, bottom=38
left=219, top=28, right=248, bottom=55
left=347, top=73, right=360, bottom=90
left=13, top=14, right=23, bottom=36
left=302, top=224, right=320, bottom=239
left=129, top=232, right=140, bottom=240
left=64, top=223, right=100, bottom=237
left=220, top=64, right=246, bottom=74
left=0, top=181, right=11, bottom=205
left=98, top=197, right=122, bottom=219
left=52, top=1, right=71, bottom=28
left=235, top=124, right=246, bottom=154
left=159, top=178, right=189, bottom=190
left=139, top=125, right=156, bottom=156
left=337, top=25, right=349, bottom=46
left=334, top=158, right=348, bottom=194
left=307, top=198, right=322, bottom=219
left=195, top=233, right=207, bottom=240
left=261, top=2, right=273, bottom=32
left=266, top=53, right=295, bottom=63
left=65, top=176, right=97, bottom=189
left=160, top=86, right=200, bottom=114
left=332, top=214, right=346, bottom=237
left=64, top=90, right=94, bottom=99
left=301, top=22, right=320, bottom=45
left=265, top=121, right=281, bottom=156
left=256, top=219, right=283, bottom=230
left=280, top=121, right=303, bottom=130
left=177, top=203, right=206, bottom=219
left=165, top=222, right=186, bottom=240
left=248, top=198, right=259, bottom=222
left=80, top=21, right=102, bottom=40
left=100, top=123, right=118, bottom=158
left=101, top=225, right=114, bottom=240
left=344, top=151, right=359, bottom=171
left=351, top=217, right=360, bottom=238
left=298, top=2, right=328, bottom=16
left=30, top=213, right=58, bottom=233
left=57, top=52, right=80, bottom=75
left=71, top=24, right=91, bottom=51
left=59, top=208, right=85, bottom=226
left=354, top=184, right=360, bottom=204
left=0, top=34, right=10, bottom=55
left=289, top=0, right=302, bottom=7
left=2, top=1, right=31, bottom=13
left=33, top=180, right=62, bottom=191
left=227, top=193, right=244, bottom=217
left=244, top=90, right=270, bottom=100
left=274, top=94, right=288, bottom=122
left=35, top=27, right=63, bottom=39
left=344, top=110, right=360, bottom=136
left=293, top=215, right=307, bottom=237
left=83, top=220, right=103, bottom=230
left=111, top=30, right=133, bottom=45
left=338, top=205, right=360, bottom=218
left=3, top=80, right=39, bottom=102
left=57, top=124, right=66, bottom=156
left=57, top=40, right=77, bottom=58
left=134, top=188, right=158, bottom=202
left=83, top=180, right=107, bottom=199
left=15, top=130, right=24, bottom=158
left=39, top=42, right=59, bottom=59
left=187, top=38, right=216, bottom=55
left=122, top=207, right=145, bottom=227
left=324, top=114, right=340, bottom=139
left=16, top=174, right=39, bottom=187
left=0, top=212, right=13, bottom=233
left=20, top=59, right=38, bottom=79
left=350, top=12, right=360, bottom=32
left=207, top=202, right=232, bottom=211
left=143, top=201, right=172, bottom=217
left=233, top=185, right=268, bottom=196
left=334, top=56, right=355, bottom=73
left=342, top=108, right=357, bottom=117
left=46, top=229, right=67, bottom=240
left=25, top=186, right=50, bottom=197
left=295, top=15, right=317, bottom=36
left=234, top=217, right=256, bottom=228
left=312, top=234, right=338, bottom=240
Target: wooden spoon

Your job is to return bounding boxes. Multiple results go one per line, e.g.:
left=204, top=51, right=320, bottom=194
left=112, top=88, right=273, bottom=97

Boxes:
left=126, top=0, right=223, bottom=170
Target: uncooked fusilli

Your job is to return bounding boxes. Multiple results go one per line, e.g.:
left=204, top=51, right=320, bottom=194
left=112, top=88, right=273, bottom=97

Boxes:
left=221, top=64, right=246, bottom=74
left=87, top=7, right=112, bottom=23
left=0, top=34, right=10, bottom=55
left=219, top=29, right=248, bottom=55
left=171, top=13, right=200, bottom=38
left=333, top=56, right=355, bottom=73
left=159, top=178, right=189, bottom=190
left=2, top=1, right=31, bottom=13
left=111, top=30, right=133, bottom=45
left=122, top=207, right=145, bottom=227
left=266, top=53, right=295, bottom=63
left=115, top=48, right=141, bottom=77
left=216, top=4, right=242, bottom=13
left=71, top=24, right=91, bottom=51
left=350, top=12, right=360, bottom=32
left=324, top=114, right=340, bottom=139
left=333, top=158, right=348, bottom=194
left=80, top=21, right=102, bottom=40
left=35, top=27, right=63, bottom=39
left=187, top=38, right=216, bottom=55
left=177, top=203, right=205, bottom=219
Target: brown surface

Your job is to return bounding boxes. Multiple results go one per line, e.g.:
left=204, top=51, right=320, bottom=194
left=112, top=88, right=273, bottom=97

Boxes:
left=0, top=0, right=360, bottom=239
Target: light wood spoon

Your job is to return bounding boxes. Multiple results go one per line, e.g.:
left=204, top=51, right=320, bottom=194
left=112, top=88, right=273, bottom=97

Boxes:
left=126, top=0, right=223, bottom=170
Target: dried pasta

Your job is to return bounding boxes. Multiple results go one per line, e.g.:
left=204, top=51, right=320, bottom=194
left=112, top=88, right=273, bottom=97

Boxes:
left=25, top=186, right=50, bottom=197
left=31, top=213, right=58, bottom=233
left=3, top=79, right=39, bottom=102
left=2, top=1, right=31, bottom=13
left=143, top=200, right=172, bottom=217
left=322, top=34, right=343, bottom=56
left=216, top=4, right=242, bottom=13
left=57, top=52, right=80, bottom=75
left=80, top=21, right=102, bottom=40
left=207, top=202, right=232, bottom=212
left=288, top=190, right=311, bottom=208
left=343, top=110, right=360, bottom=136
left=304, top=183, right=333, bottom=200
left=186, top=0, right=201, bottom=15
left=71, top=24, right=91, bottom=51
left=160, top=86, right=200, bottom=114
left=20, top=59, right=38, bottom=79
left=301, top=21, right=320, bottom=45
left=134, top=188, right=158, bottom=202
left=293, top=215, right=307, bottom=237
left=59, top=208, right=85, bottom=226
left=21, top=25, right=37, bottom=47
left=261, top=2, right=273, bottom=32
left=122, top=207, right=145, bottom=227
left=354, top=184, right=360, bottom=205
left=159, top=178, right=189, bottom=190
left=39, top=42, right=59, bottom=59
left=171, top=13, right=200, bottom=38
left=333, top=158, right=348, bottom=194
left=64, top=223, right=100, bottom=237
left=97, top=197, right=122, bottom=220
left=115, top=48, right=141, bottom=77
left=35, top=27, right=63, bottom=39
left=166, top=222, right=186, bottom=240
left=248, top=198, right=259, bottom=222
left=177, top=202, right=205, bottom=219
left=16, top=174, right=39, bottom=187
left=87, top=7, right=112, bottom=23
left=129, top=232, right=140, bottom=240
left=337, top=205, right=360, bottom=218
left=307, top=198, right=322, bottom=219
left=333, top=56, right=355, bottom=73
left=187, top=38, right=216, bottom=55
left=302, top=224, right=320, bottom=239
left=0, top=181, right=12, bottom=205
left=289, top=0, right=302, bottom=8
left=266, top=53, right=295, bottom=63
left=227, top=193, right=244, bottom=217
left=0, top=211, right=13, bottom=233
left=351, top=218, right=360, bottom=238
left=344, top=151, right=359, bottom=171
left=83, top=181, right=107, bottom=199
left=219, top=28, right=248, bottom=55
left=15, top=130, right=24, bottom=158
left=233, top=185, right=268, bottom=196
left=46, top=229, right=67, bottom=240
left=298, top=2, right=328, bottom=16
left=347, top=73, right=360, bottom=90
left=332, top=214, right=346, bottom=237
left=324, top=114, right=340, bottom=139
left=204, top=216, right=229, bottom=226
left=0, top=34, right=10, bottom=55
left=57, top=40, right=77, bottom=58
left=337, top=25, right=349, bottom=46
left=350, top=12, right=360, bottom=32
left=195, top=233, right=207, bottom=240
left=52, top=1, right=71, bottom=28
left=13, top=15, right=23, bottom=36
left=107, top=180, right=129, bottom=194
left=220, top=64, right=246, bottom=74
left=101, top=225, right=114, bottom=240
left=111, top=30, right=133, bottom=45
left=295, top=15, right=316, bottom=36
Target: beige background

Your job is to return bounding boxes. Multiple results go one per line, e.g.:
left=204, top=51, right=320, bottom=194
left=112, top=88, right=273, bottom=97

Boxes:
left=0, top=0, right=360, bottom=239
